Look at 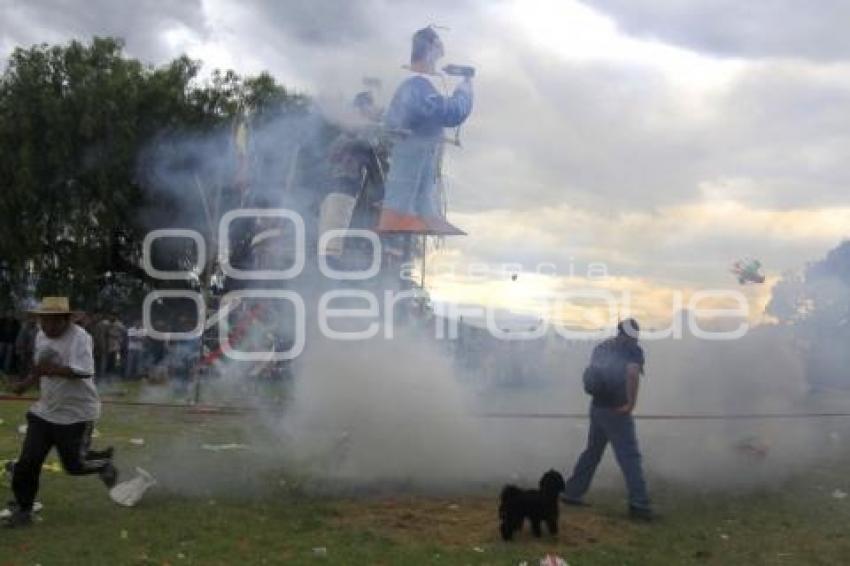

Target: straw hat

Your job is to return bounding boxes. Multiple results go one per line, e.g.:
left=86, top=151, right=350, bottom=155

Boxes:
left=28, top=297, right=76, bottom=316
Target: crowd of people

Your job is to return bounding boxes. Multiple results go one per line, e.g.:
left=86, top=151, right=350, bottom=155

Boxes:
left=0, top=310, right=196, bottom=385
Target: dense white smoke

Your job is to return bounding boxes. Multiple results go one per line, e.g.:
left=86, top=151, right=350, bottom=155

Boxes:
left=134, top=90, right=850, bottom=498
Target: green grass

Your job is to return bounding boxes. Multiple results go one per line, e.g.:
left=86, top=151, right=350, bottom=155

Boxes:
left=1, top=393, right=850, bottom=565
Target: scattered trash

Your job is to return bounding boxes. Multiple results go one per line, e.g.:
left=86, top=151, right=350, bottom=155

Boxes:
left=720, top=533, right=730, bottom=540
left=832, top=489, right=848, bottom=500
left=177, top=552, right=186, bottom=560
left=312, top=547, right=328, bottom=557
left=539, top=555, right=569, bottom=566
left=473, top=547, right=485, bottom=553
left=120, top=529, right=128, bottom=540
left=447, top=503, right=460, bottom=511
left=17, top=424, right=27, bottom=435
left=110, top=467, right=157, bottom=507
left=200, top=443, right=251, bottom=452
left=92, top=428, right=101, bottom=439
left=129, top=438, right=145, bottom=446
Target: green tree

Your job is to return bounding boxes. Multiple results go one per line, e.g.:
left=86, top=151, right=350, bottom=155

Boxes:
left=0, top=37, right=303, bottom=312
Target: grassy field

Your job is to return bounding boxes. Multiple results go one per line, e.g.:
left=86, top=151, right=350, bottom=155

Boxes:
left=1, top=389, right=850, bottom=566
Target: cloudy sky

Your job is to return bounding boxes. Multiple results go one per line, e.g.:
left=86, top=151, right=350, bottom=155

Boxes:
left=2, top=0, right=849, bottom=327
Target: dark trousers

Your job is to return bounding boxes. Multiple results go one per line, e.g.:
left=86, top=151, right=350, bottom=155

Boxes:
left=125, top=350, right=138, bottom=379
left=564, top=404, right=651, bottom=510
left=12, top=412, right=110, bottom=511
left=0, top=342, right=14, bottom=373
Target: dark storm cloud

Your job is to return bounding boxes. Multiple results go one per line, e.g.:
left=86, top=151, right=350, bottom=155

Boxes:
left=580, top=0, right=850, bottom=61
left=1, top=0, right=207, bottom=63
left=449, top=50, right=850, bottom=215
left=245, top=0, right=376, bottom=46
left=3, top=0, right=849, bottom=277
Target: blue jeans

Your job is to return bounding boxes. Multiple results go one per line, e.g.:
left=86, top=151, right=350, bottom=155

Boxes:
left=564, top=404, right=650, bottom=510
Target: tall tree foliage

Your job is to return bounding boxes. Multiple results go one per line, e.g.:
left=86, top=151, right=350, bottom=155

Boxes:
left=0, top=37, right=302, bottom=311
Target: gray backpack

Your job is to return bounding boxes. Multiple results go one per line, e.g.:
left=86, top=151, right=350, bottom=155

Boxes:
left=582, top=341, right=623, bottom=397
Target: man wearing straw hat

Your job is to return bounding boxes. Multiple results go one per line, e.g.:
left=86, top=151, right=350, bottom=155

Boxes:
left=3, top=297, right=118, bottom=528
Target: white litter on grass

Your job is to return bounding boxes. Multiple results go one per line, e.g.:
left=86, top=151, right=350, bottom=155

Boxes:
left=109, top=467, right=157, bottom=507
left=312, top=547, right=328, bottom=557
left=17, top=424, right=27, bottom=435
left=473, top=547, right=485, bottom=553
left=129, top=438, right=145, bottom=446
left=0, top=501, right=43, bottom=519
left=539, top=555, right=569, bottom=566
left=832, top=489, right=848, bottom=500
left=200, top=443, right=251, bottom=452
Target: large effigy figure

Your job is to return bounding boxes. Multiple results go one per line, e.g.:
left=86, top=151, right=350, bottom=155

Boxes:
left=377, top=26, right=473, bottom=234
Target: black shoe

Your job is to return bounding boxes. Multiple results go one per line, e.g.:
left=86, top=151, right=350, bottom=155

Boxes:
left=2, top=509, right=32, bottom=528
left=99, top=462, right=119, bottom=489
left=629, top=506, right=656, bottom=522
left=87, top=446, right=114, bottom=461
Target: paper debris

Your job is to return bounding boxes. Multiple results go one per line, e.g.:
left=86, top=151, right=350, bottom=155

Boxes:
left=539, top=555, right=569, bottom=566
left=110, top=467, right=157, bottom=507
left=201, top=443, right=251, bottom=452
left=312, top=547, right=328, bottom=557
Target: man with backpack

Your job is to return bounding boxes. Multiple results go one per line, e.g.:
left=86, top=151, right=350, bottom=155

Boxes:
left=563, top=318, right=654, bottom=521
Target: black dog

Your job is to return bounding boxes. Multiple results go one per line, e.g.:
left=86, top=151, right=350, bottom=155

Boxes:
left=499, top=469, right=566, bottom=541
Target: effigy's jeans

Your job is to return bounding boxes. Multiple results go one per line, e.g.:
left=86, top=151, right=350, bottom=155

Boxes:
left=383, top=138, right=441, bottom=217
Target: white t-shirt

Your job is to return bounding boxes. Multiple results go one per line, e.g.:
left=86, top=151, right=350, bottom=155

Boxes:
left=29, top=323, right=100, bottom=424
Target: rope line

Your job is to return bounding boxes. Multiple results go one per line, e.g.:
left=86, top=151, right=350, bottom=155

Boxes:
left=3, top=395, right=850, bottom=420
left=475, top=411, right=850, bottom=421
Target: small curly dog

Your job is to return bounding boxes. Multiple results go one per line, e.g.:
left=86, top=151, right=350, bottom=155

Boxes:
left=499, top=469, right=566, bottom=541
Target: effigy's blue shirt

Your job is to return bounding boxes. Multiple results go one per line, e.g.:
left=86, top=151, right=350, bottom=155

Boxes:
left=385, top=75, right=473, bottom=140
left=381, top=74, right=473, bottom=219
